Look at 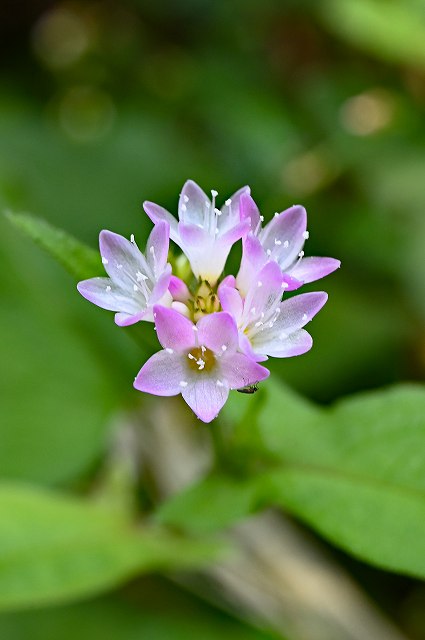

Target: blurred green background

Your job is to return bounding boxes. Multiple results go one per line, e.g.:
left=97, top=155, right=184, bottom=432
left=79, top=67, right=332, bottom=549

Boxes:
left=1, top=0, right=425, bottom=638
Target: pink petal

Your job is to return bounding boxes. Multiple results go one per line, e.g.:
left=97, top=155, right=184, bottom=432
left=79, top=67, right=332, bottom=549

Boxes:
left=146, top=222, right=170, bottom=278
left=218, top=185, right=251, bottom=234
left=220, top=352, right=269, bottom=389
left=289, top=256, right=341, bottom=284
left=115, top=310, right=148, bottom=326
left=150, top=264, right=172, bottom=303
left=179, top=180, right=210, bottom=227
left=134, top=350, right=187, bottom=396
left=239, top=193, right=261, bottom=235
left=181, top=378, right=229, bottom=423
left=253, top=328, right=313, bottom=358
left=169, top=275, right=191, bottom=302
left=178, top=223, right=227, bottom=282
left=153, top=305, right=195, bottom=352
left=243, top=260, right=284, bottom=325
left=143, top=201, right=179, bottom=244
left=276, top=291, right=328, bottom=334
left=236, top=233, right=267, bottom=296
left=99, top=230, right=150, bottom=287
left=77, top=277, right=139, bottom=314
left=259, top=205, right=307, bottom=270
left=218, top=285, right=243, bottom=325
left=197, top=312, right=239, bottom=354
left=239, top=332, right=269, bottom=363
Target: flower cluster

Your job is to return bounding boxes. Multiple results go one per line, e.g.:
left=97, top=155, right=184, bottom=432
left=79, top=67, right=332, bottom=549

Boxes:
left=78, top=180, right=340, bottom=423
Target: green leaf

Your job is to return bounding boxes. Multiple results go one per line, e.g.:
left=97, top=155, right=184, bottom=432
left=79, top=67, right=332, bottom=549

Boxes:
left=4, top=211, right=101, bottom=281
left=159, top=381, right=425, bottom=579
left=0, top=484, right=221, bottom=611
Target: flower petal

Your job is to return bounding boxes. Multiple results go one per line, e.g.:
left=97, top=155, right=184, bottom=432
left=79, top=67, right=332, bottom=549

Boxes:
left=169, top=275, right=191, bottom=302
left=99, top=230, right=151, bottom=289
left=115, top=310, right=147, bottom=326
left=239, top=332, right=269, bottom=362
left=181, top=378, right=229, bottom=423
left=220, top=352, right=269, bottom=389
left=236, top=233, right=267, bottom=297
left=289, top=256, right=341, bottom=284
left=218, top=185, right=250, bottom=235
left=243, top=260, right=284, bottom=327
left=252, top=328, right=313, bottom=358
left=197, top=312, right=239, bottom=354
left=259, top=205, right=307, bottom=270
left=149, top=264, right=172, bottom=304
left=178, top=223, right=227, bottom=282
left=218, top=284, right=243, bottom=326
left=239, top=193, right=261, bottom=236
left=153, top=305, right=195, bottom=352
left=77, top=277, right=139, bottom=314
left=146, top=222, right=170, bottom=278
left=134, top=350, right=187, bottom=396
left=274, top=291, right=328, bottom=335
left=179, top=180, right=211, bottom=227
left=143, top=201, right=179, bottom=244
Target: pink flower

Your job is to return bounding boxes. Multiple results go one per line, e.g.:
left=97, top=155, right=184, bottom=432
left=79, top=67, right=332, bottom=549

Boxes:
left=237, top=194, right=340, bottom=296
left=134, top=306, right=269, bottom=423
left=144, top=180, right=250, bottom=284
left=77, top=222, right=172, bottom=326
left=219, top=261, right=328, bottom=362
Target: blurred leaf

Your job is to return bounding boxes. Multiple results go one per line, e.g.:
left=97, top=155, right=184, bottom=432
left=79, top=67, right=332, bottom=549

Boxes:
left=159, top=381, right=425, bottom=579
left=4, top=211, right=101, bottom=281
left=0, top=484, right=221, bottom=611
left=0, top=588, right=279, bottom=640
left=155, top=474, right=262, bottom=534
left=320, top=0, right=425, bottom=68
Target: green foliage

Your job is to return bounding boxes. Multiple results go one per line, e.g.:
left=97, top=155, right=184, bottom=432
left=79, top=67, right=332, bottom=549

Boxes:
left=0, top=484, right=221, bottom=611
left=159, top=381, right=425, bottom=579
left=4, top=211, right=102, bottom=281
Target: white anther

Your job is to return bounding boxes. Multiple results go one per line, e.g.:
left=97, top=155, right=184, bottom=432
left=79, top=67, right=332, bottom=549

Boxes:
left=106, top=285, right=111, bottom=292
left=257, top=281, right=262, bottom=287
left=166, top=348, right=174, bottom=354
left=136, top=271, right=148, bottom=282
left=188, top=353, right=196, bottom=360
left=274, top=239, right=282, bottom=246
left=266, top=249, right=272, bottom=256
left=225, top=198, right=232, bottom=206
left=101, top=256, right=108, bottom=265
left=260, top=215, right=264, bottom=222
left=283, top=240, right=289, bottom=248
left=183, top=195, right=189, bottom=203
left=133, top=284, right=138, bottom=291
left=281, top=282, right=289, bottom=289
left=181, top=204, right=187, bottom=212
left=153, top=312, right=157, bottom=318
left=302, top=313, right=308, bottom=321
left=298, top=250, right=305, bottom=258
left=260, top=312, right=265, bottom=318
left=221, top=344, right=227, bottom=351
left=197, top=359, right=205, bottom=370
left=214, top=207, right=222, bottom=216
left=216, top=380, right=224, bottom=387
left=274, top=212, right=279, bottom=217
left=215, top=228, right=219, bottom=234
left=150, top=246, right=155, bottom=255
left=250, top=307, right=256, bottom=314
left=254, top=321, right=263, bottom=328
left=201, top=345, right=206, bottom=353
left=130, top=233, right=135, bottom=243
left=303, top=230, right=309, bottom=239
left=117, top=264, right=123, bottom=269
left=179, top=380, right=188, bottom=388
left=192, top=325, right=198, bottom=332
left=211, top=189, right=218, bottom=197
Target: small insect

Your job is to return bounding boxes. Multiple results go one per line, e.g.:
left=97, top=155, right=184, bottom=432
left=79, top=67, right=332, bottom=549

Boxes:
left=237, top=382, right=259, bottom=394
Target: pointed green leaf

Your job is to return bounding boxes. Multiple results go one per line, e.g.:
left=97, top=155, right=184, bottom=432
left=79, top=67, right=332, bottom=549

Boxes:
left=4, top=211, right=101, bottom=281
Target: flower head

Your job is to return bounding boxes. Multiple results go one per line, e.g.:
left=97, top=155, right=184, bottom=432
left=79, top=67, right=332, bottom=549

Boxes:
left=134, top=306, right=269, bottom=423
left=77, top=221, right=172, bottom=326
left=237, top=193, right=340, bottom=296
left=219, top=261, right=328, bottom=362
left=144, top=180, right=250, bottom=284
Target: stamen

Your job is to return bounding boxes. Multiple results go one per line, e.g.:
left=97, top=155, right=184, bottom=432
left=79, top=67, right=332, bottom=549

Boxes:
left=274, top=212, right=279, bottom=217
left=266, top=249, right=272, bottom=257
left=188, top=353, right=196, bottom=360
left=260, top=215, right=264, bottom=222
left=221, top=344, right=227, bottom=351
left=250, top=307, right=256, bottom=314
left=102, top=256, right=108, bottom=265
left=179, top=380, right=188, bottom=388
left=211, top=189, right=218, bottom=197
left=133, top=284, right=138, bottom=291
left=274, top=239, right=282, bottom=246
left=136, top=271, right=148, bottom=282
left=130, top=233, right=135, bottom=244
left=117, top=264, right=123, bottom=269
left=225, top=198, right=232, bottom=206
left=216, top=380, right=224, bottom=387
left=183, top=195, right=189, bottom=203
left=303, top=230, right=309, bottom=239
left=166, top=348, right=174, bottom=354
left=254, top=321, right=263, bottom=327
left=201, top=345, right=206, bottom=353
left=106, top=285, right=111, bottom=292
left=181, top=204, right=187, bottom=212
left=257, top=281, right=263, bottom=287
left=283, top=240, right=289, bottom=249
left=302, top=313, right=308, bottom=321
left=197, top=358, right=205, bottom=370
left=279, top=332, right=288, bottom=340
